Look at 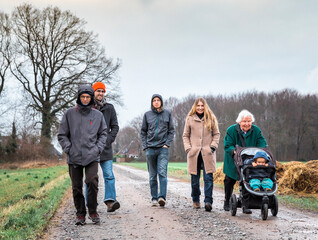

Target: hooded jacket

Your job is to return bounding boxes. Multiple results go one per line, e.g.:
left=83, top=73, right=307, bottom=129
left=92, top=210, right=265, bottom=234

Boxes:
left=58, top=85, right=107, bottom=166
left=94, top=98, right=119, bottom=161
left=141, top=94, right=175, bottom=150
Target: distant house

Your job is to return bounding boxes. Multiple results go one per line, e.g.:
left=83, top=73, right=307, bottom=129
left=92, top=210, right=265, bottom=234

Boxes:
left=116, top=140, right=140, bottom=162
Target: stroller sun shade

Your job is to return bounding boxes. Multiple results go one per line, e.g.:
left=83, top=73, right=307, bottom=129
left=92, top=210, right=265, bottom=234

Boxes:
left=240, top=148, right=270, bottom=160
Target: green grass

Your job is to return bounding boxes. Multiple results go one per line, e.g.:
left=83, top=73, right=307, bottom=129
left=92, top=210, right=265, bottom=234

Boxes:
left=0, top=166, right=70, bottom=240
left=277, top=195, right=318, bottom=212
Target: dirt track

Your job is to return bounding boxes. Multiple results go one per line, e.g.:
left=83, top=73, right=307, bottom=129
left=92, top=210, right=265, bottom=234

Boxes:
left=45, top=164, right=318, bottom=240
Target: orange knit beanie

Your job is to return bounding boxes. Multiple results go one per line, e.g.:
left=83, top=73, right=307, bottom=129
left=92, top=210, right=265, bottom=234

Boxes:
left=92, top=82, right=106, bottom=92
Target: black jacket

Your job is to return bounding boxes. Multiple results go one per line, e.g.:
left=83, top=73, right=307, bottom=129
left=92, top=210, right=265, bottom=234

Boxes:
left=96, top=100, right=119, bottom=161
left=244, top=158, right=274, bottom=180
left=140, top=94, right=175, bottom=150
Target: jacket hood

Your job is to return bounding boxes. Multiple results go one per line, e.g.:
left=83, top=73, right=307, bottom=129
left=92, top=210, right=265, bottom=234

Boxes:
left=253, top=151, right=269, bottom=162
left=76, top=85, right=95, bottom=106
left=151, top=94, right=163, bottom=112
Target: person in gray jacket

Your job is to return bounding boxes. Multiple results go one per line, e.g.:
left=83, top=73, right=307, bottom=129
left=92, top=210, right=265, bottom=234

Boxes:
left=58, top=85, right=107, bottom=225
left=141, top=94, right=175, bottom=207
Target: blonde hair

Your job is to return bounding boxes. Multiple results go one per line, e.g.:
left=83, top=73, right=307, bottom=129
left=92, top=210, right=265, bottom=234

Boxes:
left=187, top=97, right=217, bottom=131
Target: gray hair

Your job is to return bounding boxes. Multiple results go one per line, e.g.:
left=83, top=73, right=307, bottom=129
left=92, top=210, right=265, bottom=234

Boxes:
left=236, top=109, right=255, bottom=123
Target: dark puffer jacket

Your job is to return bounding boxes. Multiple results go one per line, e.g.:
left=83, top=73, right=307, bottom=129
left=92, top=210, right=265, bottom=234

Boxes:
left=96, top=99, right=119, bottom=161
left=141, top=94, right=175, bottom=150
left=58, top=85, right=107, bottom=166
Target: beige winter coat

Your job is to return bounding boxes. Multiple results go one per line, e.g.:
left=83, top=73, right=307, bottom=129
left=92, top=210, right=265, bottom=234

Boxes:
left=182, top=114, right=220, bottom=175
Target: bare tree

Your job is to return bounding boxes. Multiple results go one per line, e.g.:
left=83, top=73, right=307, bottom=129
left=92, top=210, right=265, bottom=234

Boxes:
left=10, top=4, right=121, bottom=141
left=0, top=12, right=11, bottom=97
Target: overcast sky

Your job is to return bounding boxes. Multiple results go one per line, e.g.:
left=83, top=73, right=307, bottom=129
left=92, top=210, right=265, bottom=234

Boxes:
left=1, top=0, right=318, bottom=127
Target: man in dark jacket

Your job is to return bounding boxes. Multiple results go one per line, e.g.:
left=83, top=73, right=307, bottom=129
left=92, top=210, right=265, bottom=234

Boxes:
left=58, top=85, right=107, bottom=225
left=92, top=82, right=120, bottom=212
left=141, top=94, right=175, bottom=207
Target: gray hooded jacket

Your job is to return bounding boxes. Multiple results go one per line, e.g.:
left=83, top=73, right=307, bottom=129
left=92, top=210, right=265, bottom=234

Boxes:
left=141, top=94, right=175, bottom=150
left=58, top=85, right=107, bottom=166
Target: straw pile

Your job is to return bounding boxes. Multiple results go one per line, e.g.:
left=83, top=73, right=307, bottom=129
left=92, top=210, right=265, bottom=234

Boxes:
left=277, top=160, right=318, bottom=195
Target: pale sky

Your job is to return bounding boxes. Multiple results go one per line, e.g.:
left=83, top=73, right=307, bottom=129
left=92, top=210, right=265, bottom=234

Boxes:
left=1, top=0, right=318, bottom=128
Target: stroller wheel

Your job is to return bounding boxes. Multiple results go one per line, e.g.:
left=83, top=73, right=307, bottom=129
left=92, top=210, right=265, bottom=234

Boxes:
left=261, top=203, right=268, bottom=220
left=230, top=194, right=237, bottom=216
left=271, top=195, right=279, bottom=216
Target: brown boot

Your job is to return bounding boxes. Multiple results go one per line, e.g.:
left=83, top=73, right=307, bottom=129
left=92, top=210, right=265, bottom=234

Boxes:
left=193, top=202, right=200, bottom=209
left=105, top=200, right=120, bottom=212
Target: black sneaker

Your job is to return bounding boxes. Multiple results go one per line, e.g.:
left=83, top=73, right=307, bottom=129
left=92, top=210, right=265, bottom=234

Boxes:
left=242, top=207, right=252, bottom=214
left=75, top=215, right=86, bottom=225
left=205, top=202, right=212, bottom=212
left=158, top=197, right=166, bottom=207
left=223, top=201, right=230, bottom=211
left=88, top=213, right=100, bottom=224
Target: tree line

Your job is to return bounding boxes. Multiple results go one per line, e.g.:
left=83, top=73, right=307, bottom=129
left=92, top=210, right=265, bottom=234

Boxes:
left=115, top=89, right=318, bottom=162
left=0, top=4, right=120, bottom=161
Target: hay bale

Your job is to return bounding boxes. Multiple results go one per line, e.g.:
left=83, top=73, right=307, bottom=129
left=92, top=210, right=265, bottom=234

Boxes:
left=305, top=160, right=318, bottom=169
left=275, top=161, right=285, bottom=180
left=278, top=163, right=318, bottom=194
left=214, top=164, right=225, bottom=185
left=214, top=164, right=239, bottom=189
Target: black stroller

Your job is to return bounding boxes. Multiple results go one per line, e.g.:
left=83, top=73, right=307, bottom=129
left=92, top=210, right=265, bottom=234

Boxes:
left=230, top=146, right=278, bottom=220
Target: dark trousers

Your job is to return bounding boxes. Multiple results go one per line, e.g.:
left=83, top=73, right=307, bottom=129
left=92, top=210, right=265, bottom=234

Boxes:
left=224, top=175, right=249, bottom=207
left=224, top=175, right=236, bottom=203
left=191, top=152, right=214, bottom=204
left=69, top=161, right=99, bottom=216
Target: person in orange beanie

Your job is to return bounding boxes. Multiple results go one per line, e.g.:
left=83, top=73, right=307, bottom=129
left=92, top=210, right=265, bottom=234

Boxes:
left=92, top=81, right=120, bottom=212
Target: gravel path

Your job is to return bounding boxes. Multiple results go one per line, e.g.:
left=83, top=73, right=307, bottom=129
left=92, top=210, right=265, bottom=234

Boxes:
left=44, top=164, right=318, bottom=240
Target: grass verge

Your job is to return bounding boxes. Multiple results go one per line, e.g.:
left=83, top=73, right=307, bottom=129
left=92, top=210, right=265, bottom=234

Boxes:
left=277, top=195, right=318, bottom=212
left=0, top=166, right=70, bottom=240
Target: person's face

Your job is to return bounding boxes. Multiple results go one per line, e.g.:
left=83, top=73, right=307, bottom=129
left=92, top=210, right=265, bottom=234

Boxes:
left=196, top=101, right=204, bottom=115
left=94, top=88, right=105, bottom=101
left=255, top=158, right=266, bottom=165
left=80, top=93, right=91, bottom=105
left=152, top=97, right=161, bottom=109
left=239, top=115, right=252, bottom=132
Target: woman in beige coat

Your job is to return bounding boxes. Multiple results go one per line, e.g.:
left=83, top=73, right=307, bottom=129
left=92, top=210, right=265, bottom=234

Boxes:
left=182, top=97, right=220, bottom=211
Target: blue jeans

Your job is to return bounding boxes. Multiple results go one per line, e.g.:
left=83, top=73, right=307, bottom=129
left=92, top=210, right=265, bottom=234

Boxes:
left=85, top=159, right=117, bottom=203
left=100, top=160, right=117, bottom=202
left=191, top=152, right=213, bottom=204
left=249, top=178, right=273, bottom=190
left=146, top=147, right=169, bottom=200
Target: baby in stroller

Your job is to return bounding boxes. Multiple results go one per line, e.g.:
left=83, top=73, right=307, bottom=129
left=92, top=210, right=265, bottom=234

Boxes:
left=244, top=151, right=274, bottom=192
left=230, top=146, right=278, bottom=220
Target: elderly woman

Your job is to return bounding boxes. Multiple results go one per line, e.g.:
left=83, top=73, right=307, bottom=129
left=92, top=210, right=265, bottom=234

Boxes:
left=223, top=109, right=267, bottom=214
left=183, top=97, right=220, bottom=211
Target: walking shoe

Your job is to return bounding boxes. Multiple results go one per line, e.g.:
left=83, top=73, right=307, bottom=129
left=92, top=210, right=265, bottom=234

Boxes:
left=242, top=207, right=252, bottom=214
left=105, top=200, right=120, bottom=212
left=158, top=197, right=166, bottom=207
left=254, top=188, right=260, bottom=192
left=75, top=215, right=86, bottom=225
left=205, top=202, right=212, bottom=212
left=151, top=199, right=158, bottom=207
left=193, top=202, right=200, bottom=209
left=223, top=201, right=230, bottom=211
left=264, top=188, right=272, bottom=192
left=88, top=213, right=100, bottom=224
